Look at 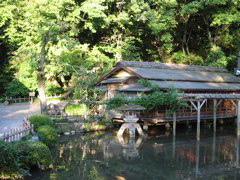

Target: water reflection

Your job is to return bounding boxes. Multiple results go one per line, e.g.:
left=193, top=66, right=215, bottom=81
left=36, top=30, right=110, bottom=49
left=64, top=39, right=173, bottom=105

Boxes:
left=117, top=135, right=143, bottom=160
left=28, top=129, right=240, bottom=180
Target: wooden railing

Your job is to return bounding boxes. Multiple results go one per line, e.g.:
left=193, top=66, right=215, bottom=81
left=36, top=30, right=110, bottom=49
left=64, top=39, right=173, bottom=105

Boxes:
left=1, top=117, right=33, bottom=142
left=143, top=109, right=236, bottom=121
left=3, top=96, right=33, bottom=104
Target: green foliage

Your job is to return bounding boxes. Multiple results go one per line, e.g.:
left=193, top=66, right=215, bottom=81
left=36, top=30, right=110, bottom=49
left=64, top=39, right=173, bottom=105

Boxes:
left=5, top=79, right=29, bottom=97
left=0, top=140, right=52, bottom=178
left=106, top=94, right=129, bottom=111
left=45, top=84, right=63, bottom=96
left=88, top=166, right=105, bottom=180
left=29, top=114, right=52, bottom=130
left=0, top=141, right=22, bottom=178
left=1, top=0, right=240, bottom=98
left=37, top=125, right=58, bottom=146
left=106, top=80, right=187, bottom=113
left=205, top=45, right=228, bottom=67
left=172, top=52, right=203, bottom=65
left=64, top=103, right=90, bottom=116
left=14, top=141, right=52, bottom=168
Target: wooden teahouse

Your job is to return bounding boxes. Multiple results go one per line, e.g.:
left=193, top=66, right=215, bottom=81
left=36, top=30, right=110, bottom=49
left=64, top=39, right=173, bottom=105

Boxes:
left=96, top=60, right=240, bottom=139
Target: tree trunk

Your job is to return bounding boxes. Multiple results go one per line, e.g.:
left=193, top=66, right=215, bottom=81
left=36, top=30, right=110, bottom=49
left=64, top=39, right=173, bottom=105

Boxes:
left=38, top=33, right=49, bottom=114
left=83, top=103, right=88, bottom=120
left=38, top=72, right=47, bottom=114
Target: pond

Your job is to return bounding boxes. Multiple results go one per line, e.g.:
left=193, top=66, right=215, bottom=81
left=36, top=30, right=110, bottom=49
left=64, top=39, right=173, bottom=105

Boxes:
left=27, top=124, right=240, bottom=180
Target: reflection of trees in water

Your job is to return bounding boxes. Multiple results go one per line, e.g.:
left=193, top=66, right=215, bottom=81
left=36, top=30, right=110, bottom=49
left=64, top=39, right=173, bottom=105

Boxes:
left=33, top=133, right=240, bottom=180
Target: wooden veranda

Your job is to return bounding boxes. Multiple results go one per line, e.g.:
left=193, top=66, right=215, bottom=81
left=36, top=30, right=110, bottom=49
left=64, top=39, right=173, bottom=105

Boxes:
left=173, top=93, right=240, bottom=140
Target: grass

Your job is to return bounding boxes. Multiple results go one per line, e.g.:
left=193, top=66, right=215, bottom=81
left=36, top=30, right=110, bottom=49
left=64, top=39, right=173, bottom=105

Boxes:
left=64, top=103, right=90, bottom=116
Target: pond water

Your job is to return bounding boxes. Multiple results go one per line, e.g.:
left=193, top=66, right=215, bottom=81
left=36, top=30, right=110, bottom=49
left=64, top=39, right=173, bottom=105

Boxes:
left=27, top=124, right=240, bottom=180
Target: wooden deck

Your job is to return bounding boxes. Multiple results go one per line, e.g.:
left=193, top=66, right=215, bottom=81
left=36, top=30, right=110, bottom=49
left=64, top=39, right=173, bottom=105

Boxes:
left=112, top=109, right=236, bottom=125
left=142, top=109, right=236, bottom=124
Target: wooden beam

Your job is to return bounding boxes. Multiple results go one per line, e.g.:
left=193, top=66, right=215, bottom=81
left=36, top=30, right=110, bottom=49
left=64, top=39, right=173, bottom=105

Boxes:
left=236, top=137, right=239, bottom=168
left=197, top=101, right=201, bottom=141
left=216, top=100, right=222, bottom=107
left=237, top=100, right=240, bottom=136
left=195, top=140, right=200, bottom=178
left=173, top=112, right=176, bottom=136
left=213, top=99, right=217, bottom=133
left=190, top=101, right=198, bottom=111
left=231, top=100, right=237, bottom=107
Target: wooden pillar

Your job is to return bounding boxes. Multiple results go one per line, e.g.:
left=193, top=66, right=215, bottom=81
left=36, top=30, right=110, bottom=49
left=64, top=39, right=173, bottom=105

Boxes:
left=195, top=140, right=200, bottom=178
left=197, top=101, right=201, bottom=141
left=213, top=99, right=217, bottom=133
left=173, top=112, right=176, bottom=136
left=211, top=132, right=216, bottom=162
left=172, top=135, right=175, bottom=159
left=190, top=99, right=206, bottom=141
left=236, top=137, right=239, bottom=168
left=237, top=100, right=240, bottom=136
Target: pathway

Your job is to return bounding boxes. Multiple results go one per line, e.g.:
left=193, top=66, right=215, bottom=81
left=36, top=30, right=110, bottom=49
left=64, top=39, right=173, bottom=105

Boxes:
left=0, top=102, right=40, bottom=136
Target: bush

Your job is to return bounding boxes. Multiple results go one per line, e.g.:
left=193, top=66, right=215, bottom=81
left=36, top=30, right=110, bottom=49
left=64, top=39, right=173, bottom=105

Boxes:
left=64, top=103, right=90, bottom=116
left=14, top=141, right=52, bottom=169
left=0, top=141, right=21, bottom=178
left=29, top=114, right=52, bottom=130
left=37, top=125, right=58, bottom=145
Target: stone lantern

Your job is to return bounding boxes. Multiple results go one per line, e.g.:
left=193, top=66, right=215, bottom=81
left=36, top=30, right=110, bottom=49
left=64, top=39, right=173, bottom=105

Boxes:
left=116, top=104, right=145, bottom=137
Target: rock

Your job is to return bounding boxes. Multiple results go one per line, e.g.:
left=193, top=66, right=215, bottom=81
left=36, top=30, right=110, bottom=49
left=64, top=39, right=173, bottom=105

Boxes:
left=64, top=132, right=70, bottom=135
left=3, top=101, right=9, bottom=106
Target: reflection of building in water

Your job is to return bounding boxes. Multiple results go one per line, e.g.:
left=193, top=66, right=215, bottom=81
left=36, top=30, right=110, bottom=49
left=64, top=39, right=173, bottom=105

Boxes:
left=151, top=134, right=239, bottom=178
left=117, top=135, right=143, bottom=160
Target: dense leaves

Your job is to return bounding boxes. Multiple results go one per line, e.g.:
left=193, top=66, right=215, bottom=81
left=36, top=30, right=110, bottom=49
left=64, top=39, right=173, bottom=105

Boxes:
left=29, top=114, right=53, bottom=130
left=106, top=80, right=187, bottom=113
left=0, top=140, right=52, bottom=179
left=0, top=0, right=239, bottom=98
left=37, top=125, right=58, bottom=146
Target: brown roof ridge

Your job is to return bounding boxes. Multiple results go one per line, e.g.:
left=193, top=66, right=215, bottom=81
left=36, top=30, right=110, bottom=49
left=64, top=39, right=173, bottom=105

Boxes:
left=118, top=61, right=228, bottom=73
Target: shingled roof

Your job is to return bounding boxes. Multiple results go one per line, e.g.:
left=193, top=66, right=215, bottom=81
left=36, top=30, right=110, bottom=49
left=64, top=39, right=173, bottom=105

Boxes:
left=118, top=61, right=228, bottom=73
left=97, top=61, right=240, bottom=92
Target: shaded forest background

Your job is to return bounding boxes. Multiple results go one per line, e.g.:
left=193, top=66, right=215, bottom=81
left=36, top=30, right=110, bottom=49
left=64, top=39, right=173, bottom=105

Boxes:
left=0, top=0, right=239, bottom=98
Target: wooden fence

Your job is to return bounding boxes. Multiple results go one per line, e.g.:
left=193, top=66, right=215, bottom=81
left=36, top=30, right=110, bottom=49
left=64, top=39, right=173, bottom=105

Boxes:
left=1, top=117, right=34, bottom=142
left=4, top=96, right=33, bottom=104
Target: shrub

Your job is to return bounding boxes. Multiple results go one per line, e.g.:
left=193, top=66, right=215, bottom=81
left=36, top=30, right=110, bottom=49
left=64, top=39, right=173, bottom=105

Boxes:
left=37, top=125, right=58, bottom=145
left=14, top=141, right=52, bottom=168
left=64, top=103, right=90, bottom=116
left=30, top=142, right=52, bottom=167
left=0, top=141, right=21, bottom=178
left=29, top=114, right=52, bottom=130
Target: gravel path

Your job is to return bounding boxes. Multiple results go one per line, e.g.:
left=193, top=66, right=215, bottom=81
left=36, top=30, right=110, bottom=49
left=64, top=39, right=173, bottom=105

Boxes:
left=0, top=103, right=40, bottom=136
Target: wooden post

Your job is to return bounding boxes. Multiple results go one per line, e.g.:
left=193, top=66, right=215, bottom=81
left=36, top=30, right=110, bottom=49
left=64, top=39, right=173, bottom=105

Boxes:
left=213, top=99, right=217, bottom=132
left=195, top=140, right=200, bottom=178
left=237, top=100, right=240, bottom=136
left=197, top=101, right=201, bottom=141
left=172, top=135, right=175, bottom=159
left=236, top=137, right=239, bottom=168
left=212, top=132, right=216, bottom=162
left=173, top=112, right=176, bottom=136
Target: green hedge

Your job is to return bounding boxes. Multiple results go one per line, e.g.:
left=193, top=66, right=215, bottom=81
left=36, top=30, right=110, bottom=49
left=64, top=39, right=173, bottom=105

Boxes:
left=29, top=114, right=52, bottom=130
left=0, top=141, right=21, bottom=178
left=14, top=141, right=52, bottom=168
left=0, top=141, right=52, bottom=179
left=37, top=125, right=58, bottom=145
